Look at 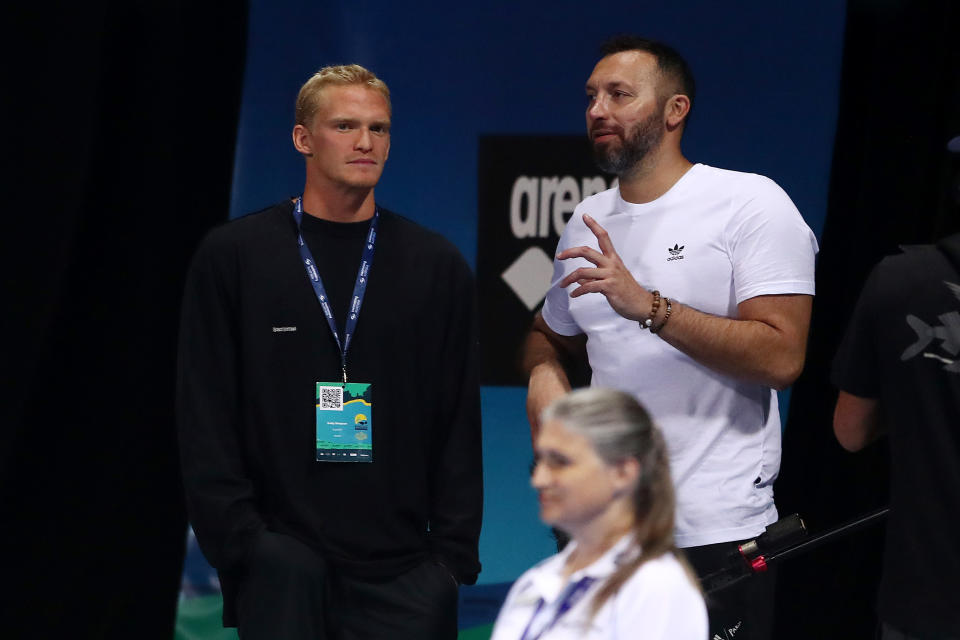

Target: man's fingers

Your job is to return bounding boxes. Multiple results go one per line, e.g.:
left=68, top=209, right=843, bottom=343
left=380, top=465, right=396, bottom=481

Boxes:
left=557, top=245, right=605, bottom=264
left=559, top=267, right=608, bottom=288
left=582, top=214, right=618, bottom=257
left=559, top=267, right=591, bottom=288
left=569, top=281, right=605, bottom=298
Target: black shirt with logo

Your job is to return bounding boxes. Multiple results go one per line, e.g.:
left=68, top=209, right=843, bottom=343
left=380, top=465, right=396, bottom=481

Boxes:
left=833, top=235, right=960, bottom=637
left=177, top=199, right=483, bottom=623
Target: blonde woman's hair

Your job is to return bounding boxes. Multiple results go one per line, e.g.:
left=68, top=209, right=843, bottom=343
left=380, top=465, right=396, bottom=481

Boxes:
left=295, top=64, right=391, bottom=127
left=541, top=387, right=700, bottom=615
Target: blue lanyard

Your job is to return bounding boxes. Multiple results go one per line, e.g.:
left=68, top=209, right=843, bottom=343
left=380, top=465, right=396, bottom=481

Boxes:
left=293, top=197, right=378, bottom=383
left=519, top=576, right=596, bottom=640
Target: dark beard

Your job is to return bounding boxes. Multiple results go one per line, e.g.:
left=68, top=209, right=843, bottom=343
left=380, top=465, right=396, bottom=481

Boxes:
left=592, top=109, right=664, bottom=176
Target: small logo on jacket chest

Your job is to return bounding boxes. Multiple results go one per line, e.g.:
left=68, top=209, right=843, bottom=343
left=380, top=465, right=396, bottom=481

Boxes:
left=667, top=244, right=685, bottom=261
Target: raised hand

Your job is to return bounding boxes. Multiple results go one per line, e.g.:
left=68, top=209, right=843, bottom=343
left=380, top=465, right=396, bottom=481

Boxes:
left=557, top=214, right=653, bottom=321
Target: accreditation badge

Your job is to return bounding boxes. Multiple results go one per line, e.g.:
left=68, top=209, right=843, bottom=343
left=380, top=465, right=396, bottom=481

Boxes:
left=315, top=382, right=373, bottom=462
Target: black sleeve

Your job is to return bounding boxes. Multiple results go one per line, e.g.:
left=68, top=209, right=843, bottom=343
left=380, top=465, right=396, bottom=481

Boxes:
left=427, top=251, right=483, bottom=585
left=176, top=231, right=265, bottom=572
left=832, top=263, right=882, bottom=398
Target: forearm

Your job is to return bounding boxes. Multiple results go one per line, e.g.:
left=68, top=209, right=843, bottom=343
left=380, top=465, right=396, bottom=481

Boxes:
left=833, top=391, right=882, bottom=452
left=522, top=330, right=573, bottom=389
left=526, top=360, right=573, bottom=442
left=180, top=455, right=266, bottom=570
left=177, top=336, right=267, bottom=571
left=557, top=211, right=814, bottom=391
left=428, top=455, right=482, bottom=584
left=522, top=317, right=568, bottom=374
left=428, top=399, right=483, bottom=585
left=521, top=314, right=584, bottom=439
left=177, top=239, right=266, bottom=571
left=428, top=451, right=483, bottom=585
left=653, top=296, right=810, bottom=390
left=428, top=262, right=483, bottom=584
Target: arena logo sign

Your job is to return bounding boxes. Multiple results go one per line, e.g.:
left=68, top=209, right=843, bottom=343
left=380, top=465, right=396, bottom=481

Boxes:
left=477, top=135, right=614, bottom=385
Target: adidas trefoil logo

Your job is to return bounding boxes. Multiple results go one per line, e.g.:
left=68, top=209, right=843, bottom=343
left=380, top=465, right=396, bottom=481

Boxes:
left=667, top=243, right=685, bottom=261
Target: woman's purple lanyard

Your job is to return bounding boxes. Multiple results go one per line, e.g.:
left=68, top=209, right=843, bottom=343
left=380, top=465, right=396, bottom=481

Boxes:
left=292, top=197, right=379, bottom=384
left=519, top=576, right=597, bottom=640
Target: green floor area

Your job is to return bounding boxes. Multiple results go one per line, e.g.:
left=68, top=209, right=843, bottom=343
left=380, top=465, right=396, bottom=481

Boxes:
left=456, top=623, right=494, bottom=640
left=174, top=596, right=238, bottom=640
left=175, top=595, right=493, bottom=640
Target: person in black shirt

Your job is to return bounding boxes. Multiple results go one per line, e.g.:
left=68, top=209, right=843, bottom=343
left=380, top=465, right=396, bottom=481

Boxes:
left=177, top=64, right=482, bottom=640
left=832, top=137, right=960, bottom=640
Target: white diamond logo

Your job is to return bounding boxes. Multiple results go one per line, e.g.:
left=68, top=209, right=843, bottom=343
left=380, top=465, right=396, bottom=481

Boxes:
left=501, top=246, right=554, bottom=311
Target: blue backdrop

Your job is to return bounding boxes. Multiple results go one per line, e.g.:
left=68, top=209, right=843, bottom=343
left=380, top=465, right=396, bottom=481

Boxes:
left=211, top=0, right=844, bottom=622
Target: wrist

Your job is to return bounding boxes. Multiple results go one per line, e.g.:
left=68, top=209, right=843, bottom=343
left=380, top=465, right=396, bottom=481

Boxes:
left=631, top=288, right=655, bottom=322
left=637, top=291, right=675, bottom=334
left=650, top=297, right=673, bottom=334
left=637, top=290, right=661, bottom=329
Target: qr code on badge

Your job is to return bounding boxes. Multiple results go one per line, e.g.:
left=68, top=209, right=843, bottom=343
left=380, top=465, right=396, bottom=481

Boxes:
left=318, top=386, right=343, bottom=410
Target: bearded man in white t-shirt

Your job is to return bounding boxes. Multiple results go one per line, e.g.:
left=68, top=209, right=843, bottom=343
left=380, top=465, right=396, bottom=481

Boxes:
left=522, top=35, right=818, bottom=640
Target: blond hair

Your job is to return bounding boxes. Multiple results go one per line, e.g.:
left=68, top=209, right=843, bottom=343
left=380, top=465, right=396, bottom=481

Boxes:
left=295, top=64, right=391, bottom=127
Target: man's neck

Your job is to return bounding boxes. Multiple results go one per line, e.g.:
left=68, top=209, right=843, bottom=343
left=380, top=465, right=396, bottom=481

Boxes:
left=300, top=182, right=376, bottom=222
left=617, top=147, right=693, bottom=205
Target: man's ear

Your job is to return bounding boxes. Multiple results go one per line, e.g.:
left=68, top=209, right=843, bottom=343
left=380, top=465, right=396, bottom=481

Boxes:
left=292, top=124, right=313, bottom=157
left=664, top=94, right=691, bottom=130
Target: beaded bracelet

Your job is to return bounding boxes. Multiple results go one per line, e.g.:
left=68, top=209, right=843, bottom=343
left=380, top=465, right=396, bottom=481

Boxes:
left=651, top=298, right=672, bottom=334
left=639, top=290, right=661, bottom=330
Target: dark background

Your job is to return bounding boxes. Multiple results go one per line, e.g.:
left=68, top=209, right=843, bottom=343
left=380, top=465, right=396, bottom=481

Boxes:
left=4, top=3, right=248, bottom=638
left=477, top=136, right=611, bottom=385
left=776, top=1, right=960, bottom=637
left=4, top=0, right=959, bottom=638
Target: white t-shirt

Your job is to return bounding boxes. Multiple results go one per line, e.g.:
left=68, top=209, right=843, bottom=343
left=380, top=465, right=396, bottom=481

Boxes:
left=541, top=164, right=818, bottom=547
left=490, top=535, right=706, bottom=640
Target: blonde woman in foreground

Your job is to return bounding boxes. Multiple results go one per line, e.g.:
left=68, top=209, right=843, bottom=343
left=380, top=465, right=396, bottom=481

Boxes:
left=490, top=388, right=707, bottom=640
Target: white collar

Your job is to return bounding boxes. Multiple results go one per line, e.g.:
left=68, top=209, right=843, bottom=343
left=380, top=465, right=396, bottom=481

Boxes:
left=613, top=162, right=702, bottom=214
left=515, top=533, right=638, bottom=607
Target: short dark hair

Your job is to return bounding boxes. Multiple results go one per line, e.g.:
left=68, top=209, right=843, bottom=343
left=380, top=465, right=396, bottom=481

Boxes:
left=600, top=35, right=696, bottom=122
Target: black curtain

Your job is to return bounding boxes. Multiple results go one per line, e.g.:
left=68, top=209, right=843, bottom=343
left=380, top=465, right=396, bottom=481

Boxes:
left=3, top=3, right=247, bottom=637
left=775, top=1, right=960, bottom=638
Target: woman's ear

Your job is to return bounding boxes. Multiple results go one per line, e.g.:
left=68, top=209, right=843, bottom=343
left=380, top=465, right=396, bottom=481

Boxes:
left=613, top=457, right=641, bottom=493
